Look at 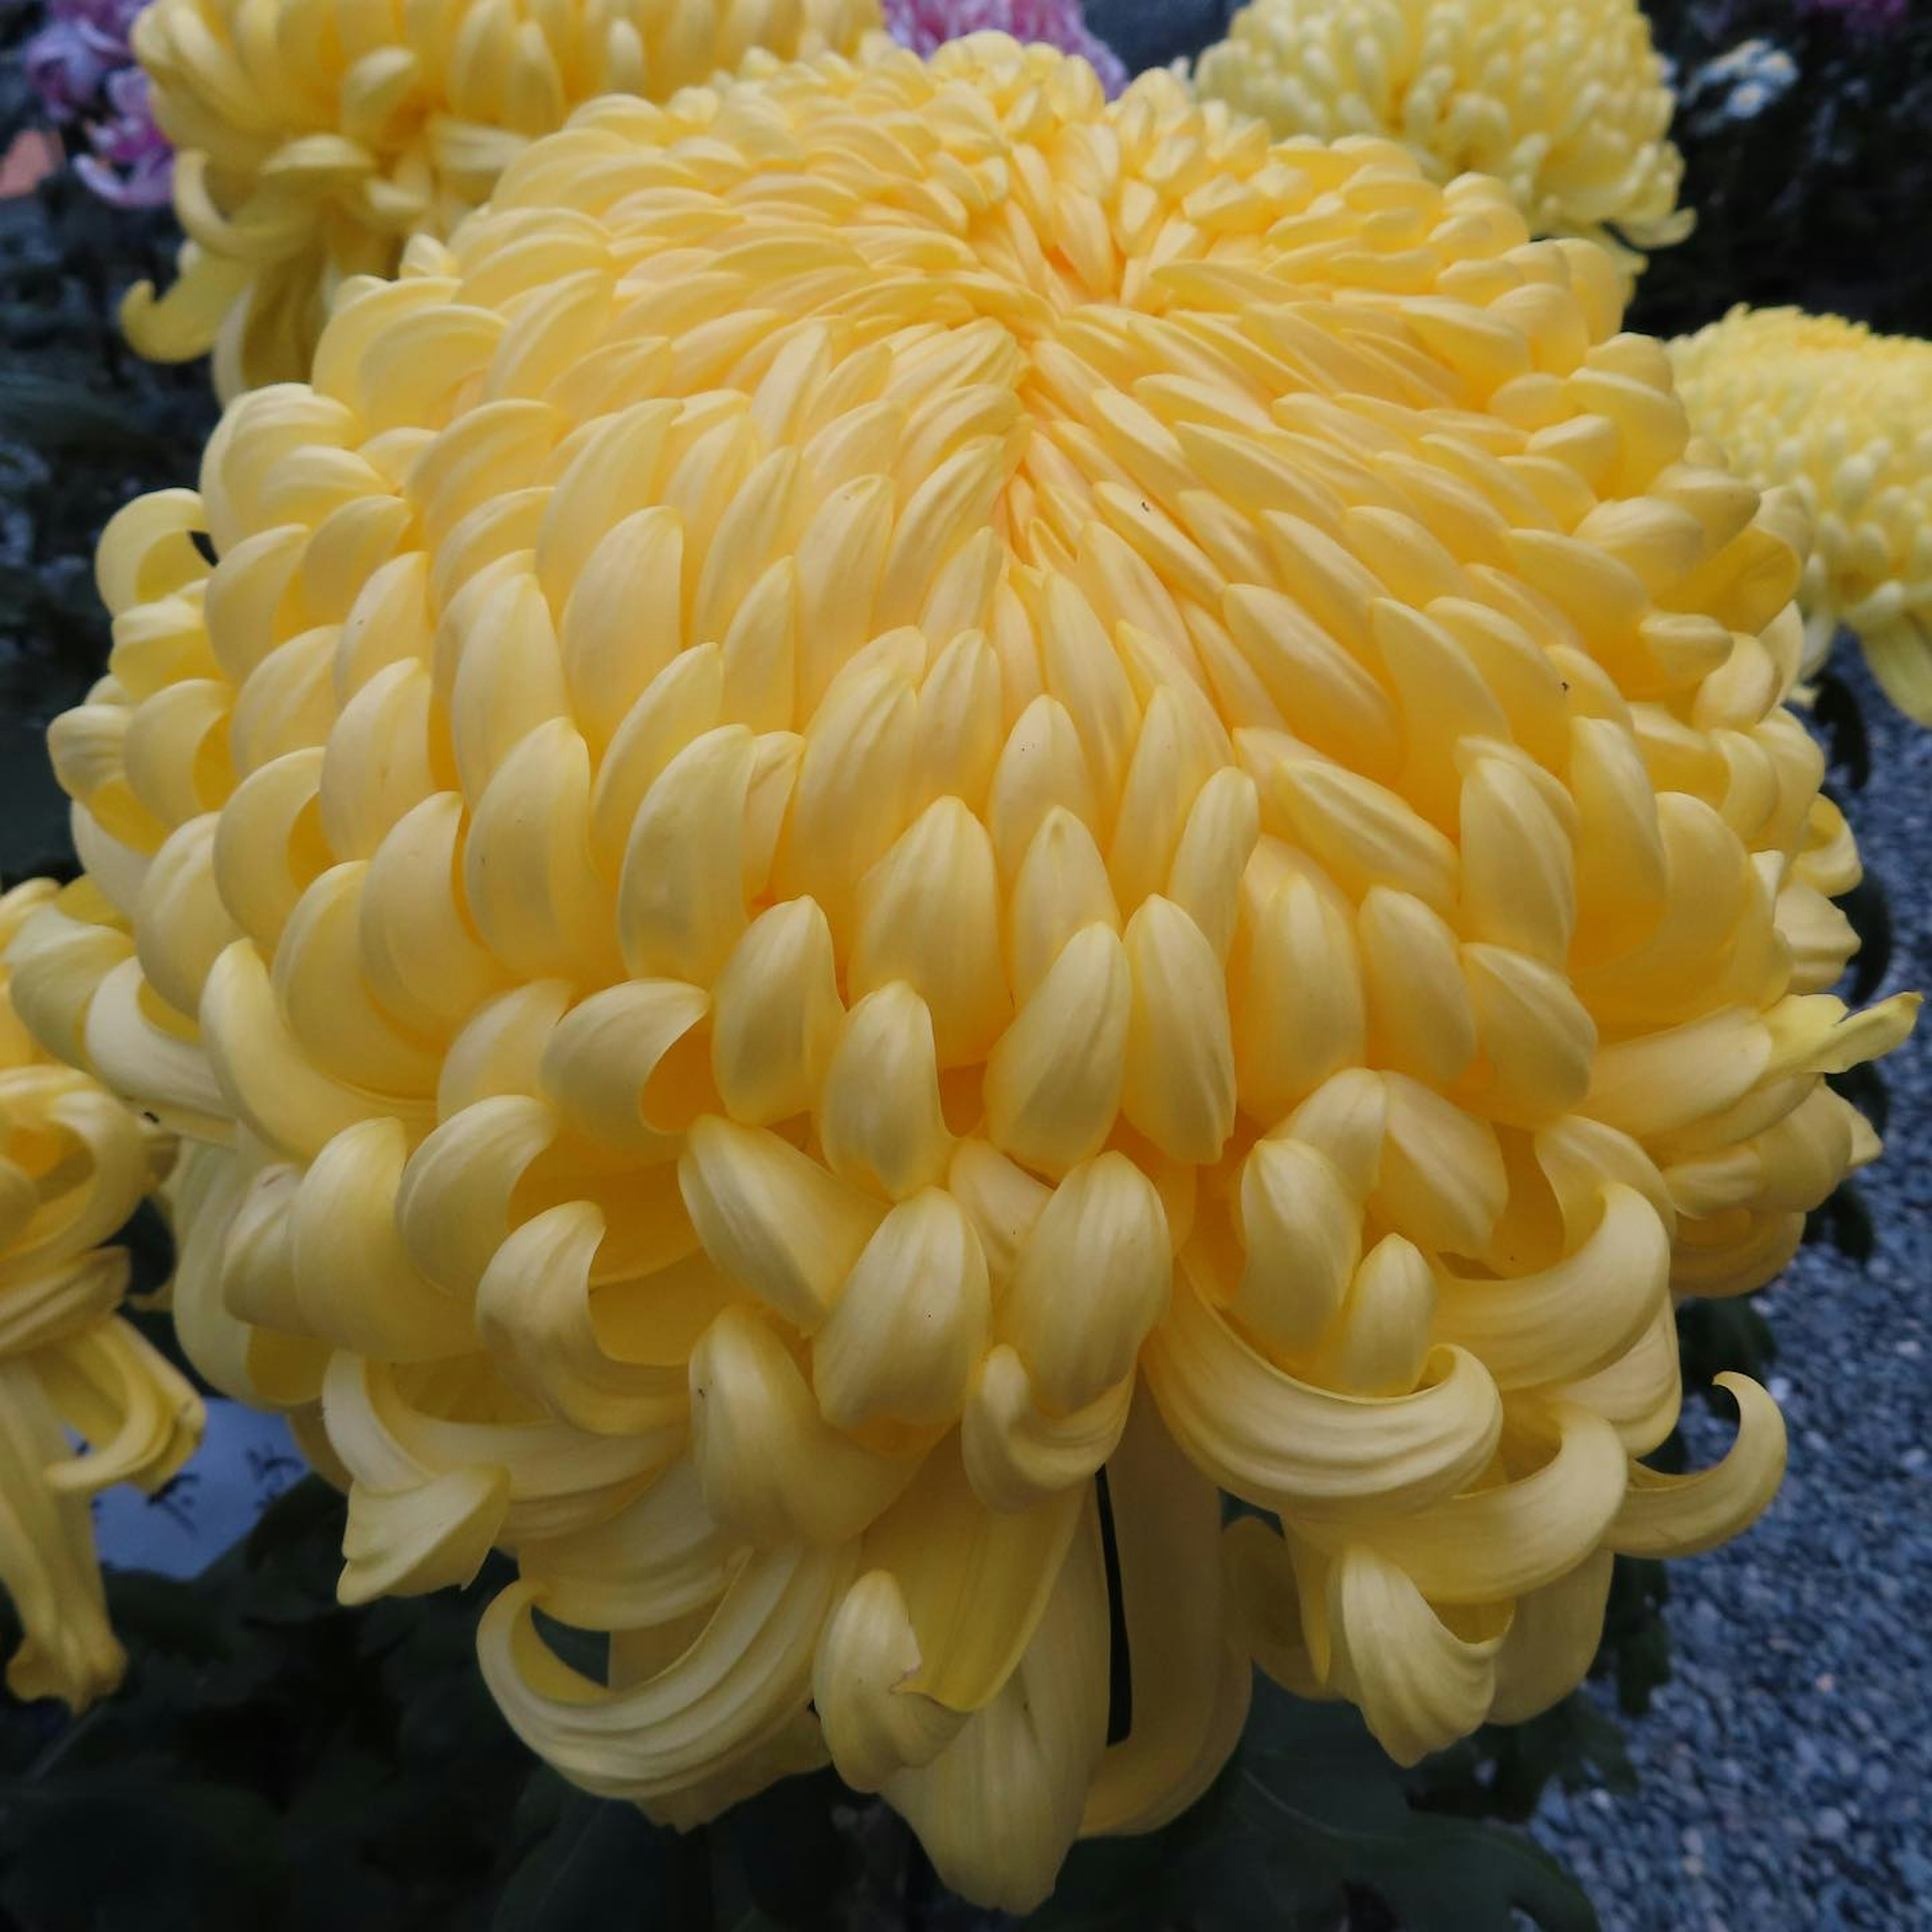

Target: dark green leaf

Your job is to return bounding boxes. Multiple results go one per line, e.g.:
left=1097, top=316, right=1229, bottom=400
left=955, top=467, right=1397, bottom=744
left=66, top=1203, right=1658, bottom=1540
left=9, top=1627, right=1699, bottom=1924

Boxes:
left=492, top=1778, right=709, bottom=1932
left=0, top=1769, right=286, bottom=1932
left=1810, top=671, right=1871, bottom=790
left=718, top=1769, right=865, bottom=1930
left=1037, top=1688, right=1596, bottom=1932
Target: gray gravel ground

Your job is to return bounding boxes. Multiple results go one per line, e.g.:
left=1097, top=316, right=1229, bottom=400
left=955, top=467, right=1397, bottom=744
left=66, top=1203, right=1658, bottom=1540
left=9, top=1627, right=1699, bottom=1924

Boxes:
left=1533, top=649, right=1932, bottom=1932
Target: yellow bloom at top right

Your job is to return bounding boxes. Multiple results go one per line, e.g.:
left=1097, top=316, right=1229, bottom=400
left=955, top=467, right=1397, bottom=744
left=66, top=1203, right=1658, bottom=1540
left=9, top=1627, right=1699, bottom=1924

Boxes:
left=1191, top=0, right=1691, bottom=274
left=1670, top=306, right=1932, bottom=723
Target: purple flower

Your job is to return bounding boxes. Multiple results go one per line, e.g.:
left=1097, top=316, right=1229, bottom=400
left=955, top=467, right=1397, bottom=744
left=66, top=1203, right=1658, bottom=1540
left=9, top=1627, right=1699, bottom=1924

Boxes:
left=24, top=15, right=126, bottom=121
left=19, top=0, right=174, bottom=206
left=1797, top=0, right=1907, bottom=28
left=23, top=0, right=146, bottom=122
left=883, top=0, right=1130, bottom=96
left=75, top=65, right=173, bottom=207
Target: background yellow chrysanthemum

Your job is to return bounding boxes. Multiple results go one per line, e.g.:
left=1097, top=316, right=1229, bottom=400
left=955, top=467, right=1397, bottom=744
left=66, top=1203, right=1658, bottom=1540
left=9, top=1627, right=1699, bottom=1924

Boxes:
left=1670, top=305, right=1932, bottom=723
left=122, top=0, right=884, bottom=393
left=0, top=879, right=203, bottom=1711
left=14, top=37, right=1913, bottom=1906
left=1190, top=0, right=1692, bottom=276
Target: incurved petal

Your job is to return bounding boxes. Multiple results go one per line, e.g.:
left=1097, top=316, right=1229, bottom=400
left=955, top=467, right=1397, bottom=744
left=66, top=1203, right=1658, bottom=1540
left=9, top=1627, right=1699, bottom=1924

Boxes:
left=291, top=1116, right=477, bottom=1360
left=1145, top=1272, right=1502, bottom=1518
left=1487, top=1548, right=1615, bottom=1725
left=1433, top=1184, right=1669, bottom=1389
left=0, top=1364, right=124, bottom=1710
left=519, top=1458, right=742, bottom=1633
left=476, top=1540, right=856, bottom=1802
left=475, top=1199, right=693, bottom=1435
left=1324, top=1544, right=1506, bottom=1767
left=1553, top=1297, right=1680, bottom=1454
left=1299, top=1405, right=1627, bottom=1604
left=1081, top=1390, right=1250, bottom=1837
left=882, top=1493, right=1110, bottom=1914
left=688, top=1303, right=919, bottom=1546
left=814, top=1443, right=1084, bottom=1789
left=1607, top=1373, right=1786, bottom=1558
left=961, top=1344, right=1133, bottom=1512
left=322, top=1351, right=673, bottom=1545
left=38, top=1320, right=205, bottom=1497
left=340, top=1465, right=510, bottom=1604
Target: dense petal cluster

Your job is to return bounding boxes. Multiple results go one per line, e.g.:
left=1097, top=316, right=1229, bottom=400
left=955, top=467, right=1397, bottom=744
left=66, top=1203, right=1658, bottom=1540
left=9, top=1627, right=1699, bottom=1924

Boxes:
left=15, top=37, right=1916, bottom=1903
left=1, top=880, right=202, bottom=1712
left=122, top=0, right=882, bottom=393
left=1190, top=0, right=1693, bottom=275
left=1670, top=305, right=1932, bottom=721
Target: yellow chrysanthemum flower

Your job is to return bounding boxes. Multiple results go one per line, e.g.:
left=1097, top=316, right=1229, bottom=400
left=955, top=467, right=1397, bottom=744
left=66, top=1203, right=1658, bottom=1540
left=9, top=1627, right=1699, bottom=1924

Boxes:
left=1191, top=0, right=1693, bottom=276
left=123, top=0, right=883, bottom=394
left=1, top=880, right=203, bottom=1711
left=14, top=37, right=1915, bottom=1904
left=1670, top=305, right=1932, bottom=723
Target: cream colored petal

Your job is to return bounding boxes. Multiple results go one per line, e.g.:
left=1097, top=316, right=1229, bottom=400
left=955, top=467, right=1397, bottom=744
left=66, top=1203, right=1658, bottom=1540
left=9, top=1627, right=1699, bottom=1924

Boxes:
left=517, top=1458, right=741, bottom=1633
left=1487, top=1549, right=1615, bottom=1725
left=1007, top=808, right=1119, bottom=1001
left=476, top=1539, right=856, bottom=1802
left=202, top=939, right=433, bottom=1159
left=537, top=981, right=709, bottom=1162
left=816, top=984, right=955, bottom=1201
left=340, top=1466, right=511, bottom=1604
left=688, top=1303, right=918, bottom=1546
left=708, top=900, right=843, bottom=1127
left=810, top=1569, right=969, bottom=1791
left=1608, top=1373, right=1786, bottom=1558
left=322, top=1350, right=671, bottom=1545
left=816, top=1442, right=1084, bottom=1785
left=1373, top=1072, right=1506, bottom=1258
left=679, top=1116, right=883, bottom=1332
left=165, top=1140, right=315, bottom=1406
left=1120, top=895, right=1236, bottom=1165
left=1303, top=1404, right=1626, bottom=1604
left=1552, top=1297, right=1681, bottom=1455
left=88, top=955, right=230, bottom=1139
left=999, top=1152, right=1170, bottom=1416
left=983, top=922, right=1131, bottom=1179
left=1315, top=1233, right=1436, bottom=1397
left=1325, top=1544, right=1505, bottom=1767
left=850, top=797, right=1010, bottom=1066
left=1232, top=1135, right=1361, bottom=1357
left=290, top=1116, right=477, bottom=1360
left=396, top=1093, right=556, bottom=1296
left=38, top=1320, right=206, bottom=1497
left=811, top=1188, right=990, bottom=1434
left=1433, top=1183, right=1670, bottom=1389
left=1081, top=1390, right=1251, bottom=1837
left=961, top=1343, right=1133, bottom=1511
left=617, top=725, right=755, bottom=985
left=1146, top=1272, right=1502, bottom=1518
left=0, top=1364, right=125, bottom=1710
left=882, top=1492, right=1109, bottom=1913
left=475, top=1200, right=693, bottom=1435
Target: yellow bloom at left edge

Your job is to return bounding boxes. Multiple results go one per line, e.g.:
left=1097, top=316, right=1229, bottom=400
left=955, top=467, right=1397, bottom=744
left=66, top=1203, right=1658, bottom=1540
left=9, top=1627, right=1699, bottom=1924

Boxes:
left=1671, top=305, right=1932, bottom=723
left=123, top=0, right=885, bottom=396
left=0, top=879, right=204, bottom=1711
